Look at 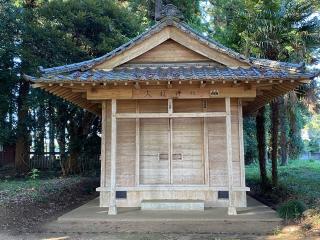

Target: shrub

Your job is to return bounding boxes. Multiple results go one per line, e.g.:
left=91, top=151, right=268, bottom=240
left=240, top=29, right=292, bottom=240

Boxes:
left=28, top=168, right=40, bottom=180
left=278, top=200, right=307, bottom=221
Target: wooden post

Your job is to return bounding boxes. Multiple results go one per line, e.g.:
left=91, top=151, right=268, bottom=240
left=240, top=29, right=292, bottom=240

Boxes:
left=109, top=99, right=117, bottom=215
left=226, top=97, right=237, bottom=215
left=238, top=99, right=245, bottom=187
left=168, top=98, right=173, bottom=184
left=101, top=101, right=107, bottom=188
left=135, top=101, right=140, bottom=186
left=203, top=100, right=209, bottom=185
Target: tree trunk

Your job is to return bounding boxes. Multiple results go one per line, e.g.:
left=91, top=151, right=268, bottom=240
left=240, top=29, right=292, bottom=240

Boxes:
left=48, top=100, right=55, bottom=160
left=56, top=104, right=67, bottom=175
left=34, top=103, right=45, bottom=155
left=15, top=81, right=30, bottom=174
left=65, top=111, right=97, bottom=175
left=279, top=99, right=288, bottom=166
left=256, top=106, right=268, bottom=189
left=271, top=99, right=280, bottom=187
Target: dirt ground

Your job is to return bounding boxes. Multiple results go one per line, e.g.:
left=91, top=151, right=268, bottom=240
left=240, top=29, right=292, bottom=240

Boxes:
left=0, top=176, right=99, bottom=236
left=0, top=232, right=273, bottom=240
left=1, top=176, right=319, bottom=240
left=1, top=230, right=319, bottom=240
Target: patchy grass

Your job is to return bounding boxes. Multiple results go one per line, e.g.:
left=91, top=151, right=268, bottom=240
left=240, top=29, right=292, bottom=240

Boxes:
left=246, top=160, right=320, bottom=238
left=246, top=160, right=320, bottom=208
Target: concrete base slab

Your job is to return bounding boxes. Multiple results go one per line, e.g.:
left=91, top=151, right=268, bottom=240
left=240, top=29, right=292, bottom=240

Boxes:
left=141, top=199, right=204, bottom=211
left=43, top=196, right=282, bottom=234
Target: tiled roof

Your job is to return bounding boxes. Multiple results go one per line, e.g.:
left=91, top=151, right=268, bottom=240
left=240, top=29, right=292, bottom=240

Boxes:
left=37, top=17, right=305, bottom=76
left=25, top=65, right=316, bottom=83
left=38, top=17, right=246, bottom=75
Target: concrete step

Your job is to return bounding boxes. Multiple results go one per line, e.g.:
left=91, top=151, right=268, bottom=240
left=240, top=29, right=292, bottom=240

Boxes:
left=141, top=199, right=204, bottom=211
left=42, top=197, right=283, bottom=234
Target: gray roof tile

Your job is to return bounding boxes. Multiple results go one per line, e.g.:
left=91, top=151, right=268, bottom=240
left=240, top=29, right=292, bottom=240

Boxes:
left=26, top=65, right=316, bottom=83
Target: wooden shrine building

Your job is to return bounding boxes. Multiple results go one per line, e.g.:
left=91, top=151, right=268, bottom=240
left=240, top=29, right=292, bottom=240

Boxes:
left=25, top=4, right=317, bottom=215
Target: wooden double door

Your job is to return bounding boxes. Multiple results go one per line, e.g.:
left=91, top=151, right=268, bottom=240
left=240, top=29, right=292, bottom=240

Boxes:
left=139, top=118, right=205, bottom=185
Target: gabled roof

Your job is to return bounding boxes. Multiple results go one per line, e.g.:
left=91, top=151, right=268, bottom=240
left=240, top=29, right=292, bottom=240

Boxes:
left=37, top=17, right=306, bottom=76
left=39, top=17, right=248, bottom=75
left=24, top=15, right=318, bottom=115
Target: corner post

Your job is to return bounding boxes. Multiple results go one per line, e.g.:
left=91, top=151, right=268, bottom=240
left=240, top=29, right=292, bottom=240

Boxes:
left=109, top=99, right=117, bottom=215
left=99, top=101, right=107, bottom=207
left=238, top=99, right=245, bottom=187
left=226, top=97, right=237, bottom=215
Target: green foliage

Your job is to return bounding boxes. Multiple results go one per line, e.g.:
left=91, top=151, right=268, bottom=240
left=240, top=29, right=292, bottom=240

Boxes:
left=278, top=200, right=307, bottom=220
left=0, top=0, right=20, bottom=145
left=127, top=0, right=202, bottom=26
left=209, top=0, right=320, bottom=61
left=208, top=0, right=319, bottom=165
left=28, top=168, right=40, bottom=180
left=246, top=160, right=320, bottom=208
left=243, top=116, right=257, bottom=164
left=0, top=0, right=147, bottom=174
left=304, top=114, right=320, bottom=152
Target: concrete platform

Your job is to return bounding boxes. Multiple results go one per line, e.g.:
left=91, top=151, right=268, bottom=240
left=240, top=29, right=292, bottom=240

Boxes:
left=141, top=199, right=204, bottom=211
left=44, top=196, right=282, bottom=234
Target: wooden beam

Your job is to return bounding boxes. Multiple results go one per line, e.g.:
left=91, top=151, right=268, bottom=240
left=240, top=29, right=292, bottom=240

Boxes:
left=87, top=88, right=133, bottom=99
left=32, top=83, right=45, bottom=88
left=116, top=112, right=227, bottom=119
left=226, top=97, right=236, bottom=215
left=108, top=99, right=117, bottom=215
left=299, top=79, right=311, bottom=84
left=97, top=185, right=250, bottom=192
left=86, top=87, right=256, bottom=100
left=72, top=89, right=87, bottom=93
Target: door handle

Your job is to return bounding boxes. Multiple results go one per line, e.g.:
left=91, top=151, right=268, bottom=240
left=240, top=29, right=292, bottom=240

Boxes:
left=172, top=153, right=183, bottom=160
left=158, top=153, right=168, bottom=161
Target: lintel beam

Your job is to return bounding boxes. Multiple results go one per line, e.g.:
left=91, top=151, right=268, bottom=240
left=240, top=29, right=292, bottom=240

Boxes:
left=115, top=112, right=227, bottom=119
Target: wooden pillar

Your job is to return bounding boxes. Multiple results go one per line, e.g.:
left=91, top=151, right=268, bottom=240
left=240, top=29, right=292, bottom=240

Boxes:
left=135, top=101, right=140, bottom=186
left=109, top=99, right=117, bottom=215
left=226, top=97, right=237, bottom=215
left=203, top=100, right=209, bottom=185
left=100, top=101, right=107, bottom=189
left=168, top=98, right=173, bottom=184
left=238, top=99, right=245, bottom=187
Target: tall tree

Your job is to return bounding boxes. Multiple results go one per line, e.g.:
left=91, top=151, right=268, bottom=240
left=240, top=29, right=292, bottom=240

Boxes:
left=256, top=106, right=268, bottom=188
left=279, top=99, right=289, bottom=165
left=271, top=99, right=280, bottom=186
left=208, top=0, right=320, bottom=184
left=0, top=0, right=19, bottom=147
